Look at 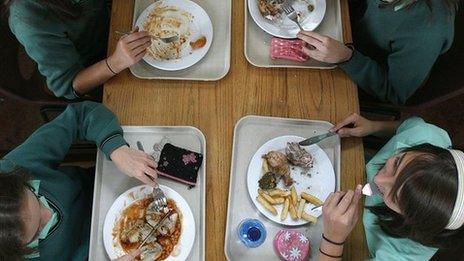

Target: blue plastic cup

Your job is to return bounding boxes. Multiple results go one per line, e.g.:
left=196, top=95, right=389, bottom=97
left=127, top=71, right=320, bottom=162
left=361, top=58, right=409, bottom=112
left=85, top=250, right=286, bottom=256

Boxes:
left=237, top=219, right=267, bottom=248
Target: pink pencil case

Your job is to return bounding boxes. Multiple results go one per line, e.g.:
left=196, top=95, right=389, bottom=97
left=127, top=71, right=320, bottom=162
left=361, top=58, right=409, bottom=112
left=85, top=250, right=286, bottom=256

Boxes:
left=273, top=229, right=311, bottom=261
left=270, top=37, right=309, bottom=62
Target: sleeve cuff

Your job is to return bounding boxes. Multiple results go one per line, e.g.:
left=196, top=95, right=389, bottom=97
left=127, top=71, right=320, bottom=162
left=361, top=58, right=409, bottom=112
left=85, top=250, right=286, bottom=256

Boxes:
left=100, top=133, right=127, bottom=159
left=71, top=88, right=83, bottom=99
left=338, top=49, right=367, bottom=73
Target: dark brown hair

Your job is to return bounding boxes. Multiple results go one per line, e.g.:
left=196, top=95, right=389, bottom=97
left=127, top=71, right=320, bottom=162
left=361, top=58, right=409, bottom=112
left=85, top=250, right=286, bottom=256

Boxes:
left=3, top=0, right=83, bottom=19
left=368, top=144, right=464, bottom=249
left=0, top=168, right=34, bottom=260
left=379, top=0, right=461, bottom=14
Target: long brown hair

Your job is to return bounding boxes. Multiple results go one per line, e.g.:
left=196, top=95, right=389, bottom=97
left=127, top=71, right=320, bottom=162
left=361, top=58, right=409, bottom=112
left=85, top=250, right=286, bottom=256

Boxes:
left=0, top=168, right=34, bottom=260
left=368, top=144, right=464, bottom=249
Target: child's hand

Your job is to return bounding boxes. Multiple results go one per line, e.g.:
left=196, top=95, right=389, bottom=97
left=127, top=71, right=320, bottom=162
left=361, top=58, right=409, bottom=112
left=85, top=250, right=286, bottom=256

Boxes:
left=107, top=27, right=151, bottom=73
left=330, top=113, right=377, bottom=138
left=297, top=31, right=352, bottom=64
left=322, top=185, right=362, bottom=243
left=110, top=145, right=158, bottom=186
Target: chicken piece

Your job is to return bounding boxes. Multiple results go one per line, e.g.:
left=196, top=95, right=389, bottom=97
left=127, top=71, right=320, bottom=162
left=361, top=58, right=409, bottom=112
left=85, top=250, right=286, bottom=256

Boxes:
left=286, top=142, right=314, bottom=169
left=263, top=151, right=293, bottom=186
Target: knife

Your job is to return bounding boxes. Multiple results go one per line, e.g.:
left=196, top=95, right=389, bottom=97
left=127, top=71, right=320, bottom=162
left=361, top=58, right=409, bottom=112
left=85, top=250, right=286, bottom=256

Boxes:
left=138, top=209, right=172, bottom=249
left=298, top=132, right=337, bottom=146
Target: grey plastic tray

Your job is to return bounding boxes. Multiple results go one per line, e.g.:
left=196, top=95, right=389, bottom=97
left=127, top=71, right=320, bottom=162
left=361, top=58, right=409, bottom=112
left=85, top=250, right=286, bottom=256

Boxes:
left=130, top=0, right=231, bottom=81
left=224, top=115, right=341, bottom=260
left=245, top=0, right=343, bottom=69
left=89, top=126, right=206, bottom=261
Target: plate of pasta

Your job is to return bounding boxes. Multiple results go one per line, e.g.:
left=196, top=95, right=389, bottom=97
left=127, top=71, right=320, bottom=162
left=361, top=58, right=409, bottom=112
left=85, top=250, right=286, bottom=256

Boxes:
left=103, top=185, right=195, bottom=260
left=135, top=0, right=213, bottom=71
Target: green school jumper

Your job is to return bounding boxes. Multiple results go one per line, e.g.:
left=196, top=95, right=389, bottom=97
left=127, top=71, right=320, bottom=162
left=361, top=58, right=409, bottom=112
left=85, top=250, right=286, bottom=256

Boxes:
left=340, top=0, right=455, bottom=104
left=364, top=117, right=452, bottom=260
left=0, top=101, right=127, bottom=260
left=8, top=0, right=111, bottom=99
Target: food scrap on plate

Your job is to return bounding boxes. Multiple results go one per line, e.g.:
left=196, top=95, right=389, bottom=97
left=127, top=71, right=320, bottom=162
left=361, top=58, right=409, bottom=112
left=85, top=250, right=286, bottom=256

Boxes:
left=190, top=36, right=207, bottom=50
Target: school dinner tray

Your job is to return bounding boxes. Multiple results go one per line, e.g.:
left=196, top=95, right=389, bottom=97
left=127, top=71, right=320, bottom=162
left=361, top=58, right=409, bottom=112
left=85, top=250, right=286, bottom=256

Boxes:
left=130, top=0, right=231, bottom=81
left=224, top=115, right=341, bottom=260
left=89, top=126, right=206, bottom=261
left=244, top=0, right=343, bottom=69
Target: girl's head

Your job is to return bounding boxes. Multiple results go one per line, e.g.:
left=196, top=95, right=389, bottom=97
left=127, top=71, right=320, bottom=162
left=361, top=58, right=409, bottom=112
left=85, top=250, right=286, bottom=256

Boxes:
left=0, top=168, right=52, bottom=260
left=369, top=144, right=464, bottom=248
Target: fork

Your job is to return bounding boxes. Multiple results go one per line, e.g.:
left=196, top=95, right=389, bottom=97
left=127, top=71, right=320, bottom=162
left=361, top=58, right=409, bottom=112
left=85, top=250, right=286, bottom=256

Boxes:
left=115, top=30, right=179, bottom=44
left=136, top=141, right=167, bottom=213
left=281, top=1, right=304, bottom=31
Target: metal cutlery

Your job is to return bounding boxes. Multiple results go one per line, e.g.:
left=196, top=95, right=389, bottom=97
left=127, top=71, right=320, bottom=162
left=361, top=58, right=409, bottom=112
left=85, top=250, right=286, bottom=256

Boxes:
left=115, top=30, right=179, bottom=44
left=362, top=181, right=381, bottom=196
left=136, top=141, right=167, bottom=213
left=138, top=209, right=172, bottom=249
left=298, top=132, right=337, bottom=146
left=281, top=2, right=304, bottom=31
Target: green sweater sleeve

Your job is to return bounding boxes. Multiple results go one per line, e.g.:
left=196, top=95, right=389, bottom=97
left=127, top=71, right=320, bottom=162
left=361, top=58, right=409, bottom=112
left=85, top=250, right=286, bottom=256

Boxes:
left=340, top=32, right=445, bottom=104
left=4, top=101, right=126, bottom=169
left=8, top=1, right=84, bottom=99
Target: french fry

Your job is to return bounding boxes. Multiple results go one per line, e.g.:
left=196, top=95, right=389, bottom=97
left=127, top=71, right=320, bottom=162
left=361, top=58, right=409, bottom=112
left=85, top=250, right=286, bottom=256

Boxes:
left=290, top=186, right=298, bottom=206
left=301, top=192, right=324, bottom=206
left=258, top=189, right=277, bottom=204
left=269, top=189, right=291, bottom=197
left=257, top=195, right=277, bottom=215
left=297, top=198, right=306, bottom=218
left=281, top=198, right=289, bottom=221
left=289, top=201, right=298, bottom=220
left=272, top=197, right=285, bottom=205
left=302, top=211, right=318, bottom=224
left=262, top=159, right=270, bottom=173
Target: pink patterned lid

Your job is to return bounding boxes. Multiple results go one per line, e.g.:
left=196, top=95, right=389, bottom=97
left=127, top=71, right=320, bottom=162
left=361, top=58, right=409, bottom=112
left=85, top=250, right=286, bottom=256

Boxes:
left=273, top=230, right=311, bottom=261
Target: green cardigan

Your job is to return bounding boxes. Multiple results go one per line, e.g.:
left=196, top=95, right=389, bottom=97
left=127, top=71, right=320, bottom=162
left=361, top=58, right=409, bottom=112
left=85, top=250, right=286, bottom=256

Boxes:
left=340, top=0, right=455, bottom=104
left=8, top=0, right=111, bottom=99
left=0, top=101, right=127, bottom=260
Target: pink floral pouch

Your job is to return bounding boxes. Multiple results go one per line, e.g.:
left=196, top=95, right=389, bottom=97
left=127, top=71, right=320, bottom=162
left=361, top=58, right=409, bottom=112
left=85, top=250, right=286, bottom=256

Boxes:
left=273, top=229, right=311, bottom=261
left=270, top=37, right=309, bottom=62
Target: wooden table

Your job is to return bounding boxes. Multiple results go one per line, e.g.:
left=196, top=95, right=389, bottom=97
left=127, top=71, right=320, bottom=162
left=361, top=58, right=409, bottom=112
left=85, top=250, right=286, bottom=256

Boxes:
left=104, top=0, right=368, bottom=259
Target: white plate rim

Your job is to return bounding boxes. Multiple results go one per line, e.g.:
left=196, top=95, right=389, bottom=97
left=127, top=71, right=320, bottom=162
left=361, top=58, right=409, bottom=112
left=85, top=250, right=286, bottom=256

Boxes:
left=248, top=0, right=327, bottom=39
left=247, top=135, right=336, bottom=226
left=135, top=0, right=213, bottom=71
left=103, top=185, right=195, bottom=260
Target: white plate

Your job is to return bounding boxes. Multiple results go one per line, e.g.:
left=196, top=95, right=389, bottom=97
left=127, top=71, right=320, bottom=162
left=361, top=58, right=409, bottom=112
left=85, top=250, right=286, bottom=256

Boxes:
left=103, top=185, right=195, bottom=260
left=247, top=135, right=335, bottom=226
left=248, top=0, right=326, bottom=39
left=135, top=0, right=213, bottom=71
